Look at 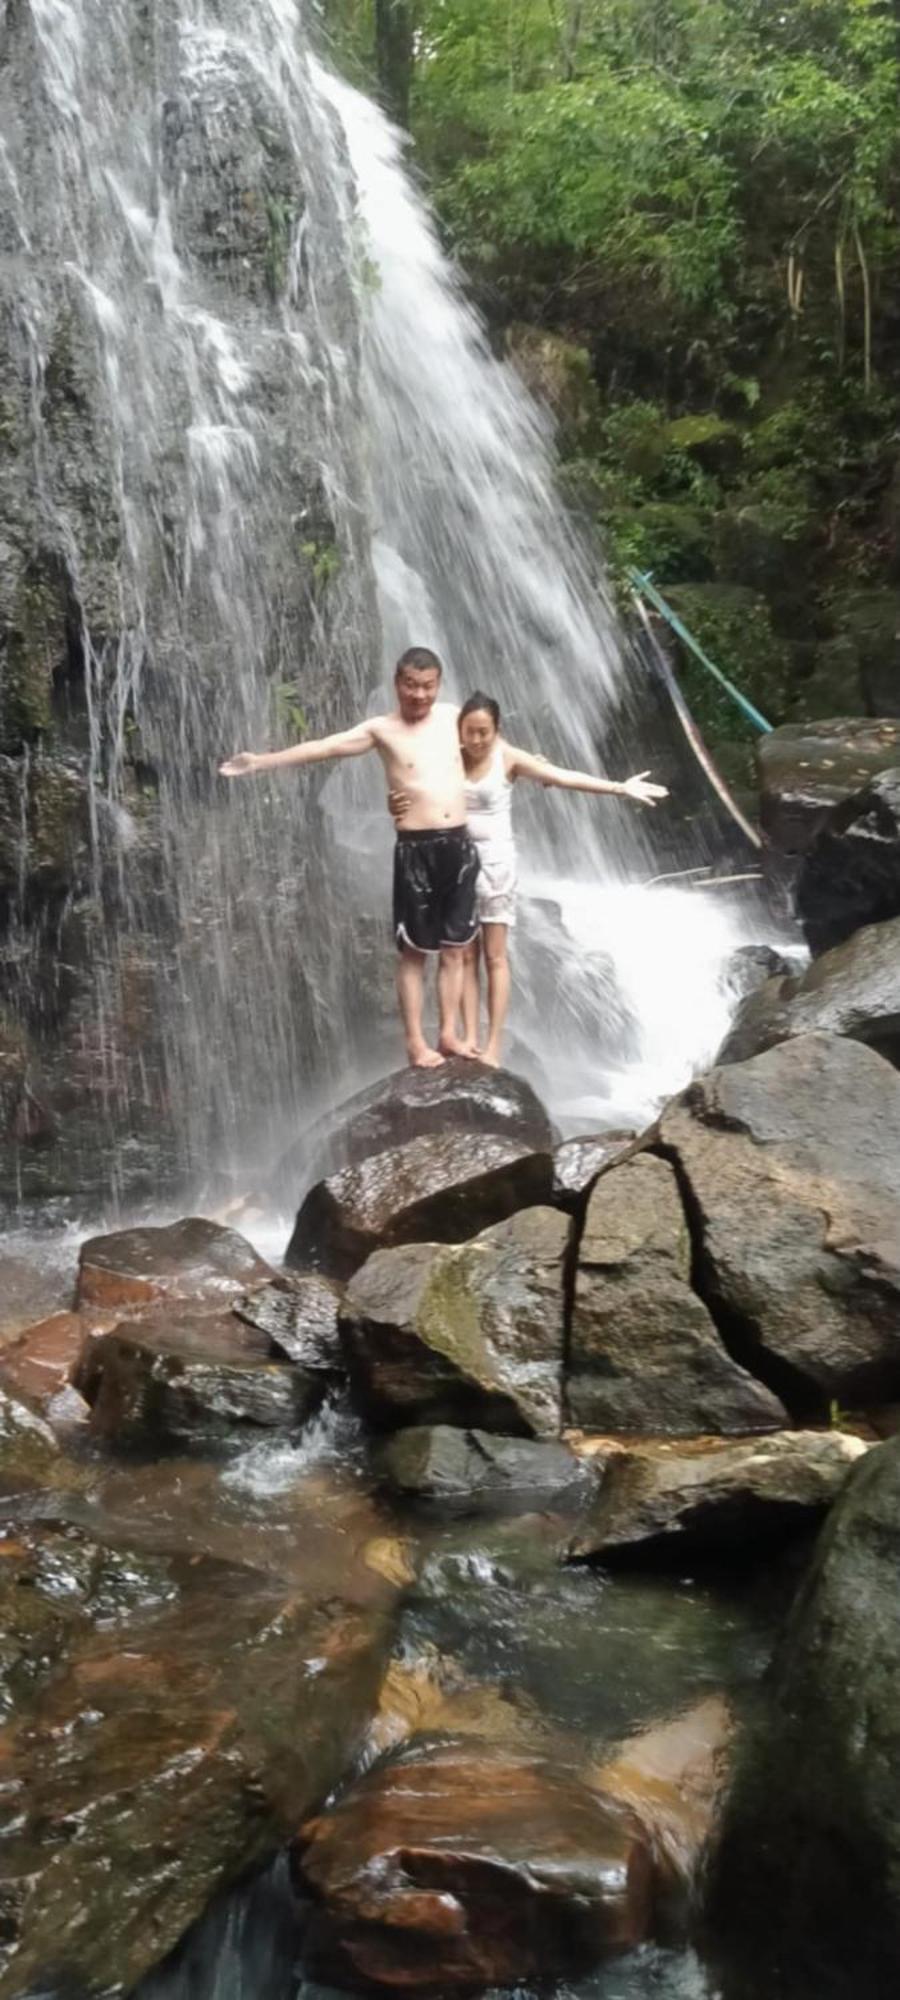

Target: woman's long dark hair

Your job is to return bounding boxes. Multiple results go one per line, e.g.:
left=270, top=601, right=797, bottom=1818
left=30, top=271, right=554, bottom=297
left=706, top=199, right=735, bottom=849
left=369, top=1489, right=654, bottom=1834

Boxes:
left=459, top=690, right=501, bottom=728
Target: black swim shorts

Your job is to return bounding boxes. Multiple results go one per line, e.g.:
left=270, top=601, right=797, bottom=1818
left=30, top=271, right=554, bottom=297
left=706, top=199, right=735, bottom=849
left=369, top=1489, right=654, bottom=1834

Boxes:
left=393, top=825, right=480, bottom=954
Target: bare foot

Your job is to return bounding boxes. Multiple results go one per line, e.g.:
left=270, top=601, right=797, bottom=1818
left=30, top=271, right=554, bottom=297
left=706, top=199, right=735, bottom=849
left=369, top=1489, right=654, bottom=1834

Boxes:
left=439, top=1035, right=480, bottom=1060
left=480, top=1044, right=502, bottom=1068
left=408, top=1042, right=445, bottom=1070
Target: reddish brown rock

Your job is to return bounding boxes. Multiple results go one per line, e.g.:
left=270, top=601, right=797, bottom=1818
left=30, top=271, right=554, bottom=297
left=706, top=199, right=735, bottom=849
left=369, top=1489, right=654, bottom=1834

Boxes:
left=76, top=1218, right=274, bottom=1313
left=294, top=1740, right=653, bottom=1990
left=594, top=1697, right=734, bottom=1897
left=0, top=1311, right=114, bottom=1411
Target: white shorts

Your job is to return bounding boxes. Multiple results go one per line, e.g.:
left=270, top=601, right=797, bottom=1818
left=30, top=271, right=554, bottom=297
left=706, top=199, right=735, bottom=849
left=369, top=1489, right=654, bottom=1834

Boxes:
left=475, top=844, right=517, bottom=928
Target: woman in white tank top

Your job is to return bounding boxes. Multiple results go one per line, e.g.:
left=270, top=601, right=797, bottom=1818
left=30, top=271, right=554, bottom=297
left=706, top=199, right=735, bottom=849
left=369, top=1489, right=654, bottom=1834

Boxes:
left=457, top=692, right=667, bottom=1065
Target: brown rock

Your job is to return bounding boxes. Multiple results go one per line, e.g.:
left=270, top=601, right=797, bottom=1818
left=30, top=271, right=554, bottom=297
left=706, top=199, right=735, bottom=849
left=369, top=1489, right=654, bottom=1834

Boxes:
left=76, top=1218, right=274, bottom=1312
left=340, top=1208, right=570, bottom=1437
left=0, top=1311, right=115, bottom=1411
left=294, top=1740, right=653, bottom=1990
left=80, top=1303, right=323, bottom=1447
left=594, top=1697, right=734, bottom=1895
left=287, top=1131, right=554, bottom=1281
left=568, top=1155, right=786, bottom=1435
left=660, top=1033, right=900, bottom=1412
left=568, top=1432, right=868, bottom=1564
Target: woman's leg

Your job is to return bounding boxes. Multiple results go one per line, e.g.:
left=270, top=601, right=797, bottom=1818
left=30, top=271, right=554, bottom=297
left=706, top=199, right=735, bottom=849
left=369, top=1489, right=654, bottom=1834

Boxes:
left=461, top=938, right=482, bottom=1047
left=481, top=923, right=510, bottom=1066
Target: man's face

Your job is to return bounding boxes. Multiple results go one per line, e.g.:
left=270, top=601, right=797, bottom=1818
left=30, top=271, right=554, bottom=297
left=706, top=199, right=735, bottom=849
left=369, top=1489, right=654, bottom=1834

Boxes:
left=396, top=667, right=441, bottom=722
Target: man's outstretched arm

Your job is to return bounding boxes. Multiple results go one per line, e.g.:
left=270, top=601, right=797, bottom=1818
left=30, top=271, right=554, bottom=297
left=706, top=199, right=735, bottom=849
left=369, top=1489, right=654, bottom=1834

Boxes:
left=220, top=720, right=377, bottom=777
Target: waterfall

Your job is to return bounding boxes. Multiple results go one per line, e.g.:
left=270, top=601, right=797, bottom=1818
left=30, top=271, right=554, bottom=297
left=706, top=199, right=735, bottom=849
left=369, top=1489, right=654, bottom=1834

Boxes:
left=0, top=1, right=763, bottom=1208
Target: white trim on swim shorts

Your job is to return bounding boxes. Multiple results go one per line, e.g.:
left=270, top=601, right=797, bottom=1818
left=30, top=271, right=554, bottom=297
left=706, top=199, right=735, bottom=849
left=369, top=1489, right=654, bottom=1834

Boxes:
left=395, top=922, right=480, bottom=956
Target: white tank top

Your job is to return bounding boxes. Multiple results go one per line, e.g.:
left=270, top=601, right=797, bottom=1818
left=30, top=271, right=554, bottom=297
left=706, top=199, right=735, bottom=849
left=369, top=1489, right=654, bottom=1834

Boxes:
left=465, top=743, right=514, bottom=851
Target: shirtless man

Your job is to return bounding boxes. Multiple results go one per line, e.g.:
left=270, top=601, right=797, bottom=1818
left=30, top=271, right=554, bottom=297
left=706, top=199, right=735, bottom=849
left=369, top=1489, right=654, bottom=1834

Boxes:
left=219, top=647, right=478, bottom=1069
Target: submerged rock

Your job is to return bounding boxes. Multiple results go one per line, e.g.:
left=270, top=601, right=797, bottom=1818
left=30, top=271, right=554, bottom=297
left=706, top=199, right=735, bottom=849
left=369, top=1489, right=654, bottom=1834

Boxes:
left=718, top=915, right=900, bottom=1067
left=80, top=1303, right=323, bottom=1447
left=274, top=1061, right=557, bottom=1205
left=374, top=1425, right=588, bottom=1514
left=287, top=1130, right=554, bottom=1281
left=568, top=1433, right=868, bottom=1565
left=713, top=1435, right=900, bottom=1990
left=76, top=1218, right=274, bottom=1312
left=340, top=1208, right=570, bottom=1437
left=660, top=1034, right=900, bottom=1413
left=594, top=1697, right=735, bottom=1902
left=796, top=767, right=900, bottom=955
left=294, top=1739, right=654, bottom=1989
left=567, top=1155, right=785, bottom=1436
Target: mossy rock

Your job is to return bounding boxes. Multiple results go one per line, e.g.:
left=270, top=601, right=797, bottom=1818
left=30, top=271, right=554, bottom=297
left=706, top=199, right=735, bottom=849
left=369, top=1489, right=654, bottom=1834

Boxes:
left=507, top=326, right=603, bottom=445
left=665, top=414, right=744, bottom=476
left=0, top=755, right=93, bottom=900
left=791, top=635, right=865, bottom=723
left=714, top=500, right=817, bottom=599
left=828, top=590, right=900, bottom=718
left=0, top=557, right=68, bottom=753
left=665, top=583, right=791, bottom=778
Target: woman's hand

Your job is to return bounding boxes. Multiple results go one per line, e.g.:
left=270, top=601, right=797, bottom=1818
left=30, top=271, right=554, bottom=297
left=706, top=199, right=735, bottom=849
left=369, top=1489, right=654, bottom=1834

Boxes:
left=219, top=751, right=260, bottom=777
left=620, top=771, right=669, bottom=807
left=388, top=787, right=412, bottom=823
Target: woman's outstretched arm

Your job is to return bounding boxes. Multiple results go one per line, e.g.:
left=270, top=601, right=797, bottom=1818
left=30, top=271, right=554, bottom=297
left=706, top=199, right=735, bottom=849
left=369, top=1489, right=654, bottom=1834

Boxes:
left=505, top=745, right=668, bottom=806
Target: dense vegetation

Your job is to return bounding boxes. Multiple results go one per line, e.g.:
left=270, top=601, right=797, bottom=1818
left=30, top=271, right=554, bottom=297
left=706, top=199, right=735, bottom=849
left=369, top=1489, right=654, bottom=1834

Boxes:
left=324, top=0, right=900, bottom=782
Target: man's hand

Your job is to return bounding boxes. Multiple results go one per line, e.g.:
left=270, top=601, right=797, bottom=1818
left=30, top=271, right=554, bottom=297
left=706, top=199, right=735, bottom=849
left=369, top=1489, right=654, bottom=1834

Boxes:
left=388, top=787, right=412, bottom=823
left=620, top=771, right=669, bottom=807
left=219, top=752, right=260, bottom=778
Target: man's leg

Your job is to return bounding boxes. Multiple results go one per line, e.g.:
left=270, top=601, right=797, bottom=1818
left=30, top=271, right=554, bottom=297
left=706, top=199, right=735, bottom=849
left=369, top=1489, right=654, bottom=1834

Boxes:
left=397, top=945, right=444, bottom=1068
left=438, top=947, right=478, bottom=1058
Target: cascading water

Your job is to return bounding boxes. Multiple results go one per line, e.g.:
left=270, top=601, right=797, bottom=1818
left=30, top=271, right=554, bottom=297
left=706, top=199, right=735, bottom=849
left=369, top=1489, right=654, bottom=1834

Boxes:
left=313, top=65, right=769, bottom=1126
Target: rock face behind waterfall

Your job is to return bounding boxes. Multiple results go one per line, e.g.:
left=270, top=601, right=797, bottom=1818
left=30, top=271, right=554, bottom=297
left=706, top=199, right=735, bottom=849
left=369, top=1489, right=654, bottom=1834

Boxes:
left=0, top=0, right=379, bottom=1200
left=713, top=1437, right=900, bottom=1990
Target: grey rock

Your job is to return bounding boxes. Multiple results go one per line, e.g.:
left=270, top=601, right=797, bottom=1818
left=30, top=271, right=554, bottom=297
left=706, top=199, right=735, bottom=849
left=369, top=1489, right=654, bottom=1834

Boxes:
left=660, top=1033, right=900, bottom=1411
left=234, top=1275, right=343, bottom=1371
left=568, top=1154, right=786, bottom=1436
left=340, top=1208, right=571, bottom=1438
left=81, top=1304, right=322, bottom=1447
left=374, top=1425, right=589, bottom=1513
left=758, top=718, right=900, bottom=858
left=797, top=767, right=900, bottom=955
left=718, top=915, right=900, bottom=1067
left=552, top=1131, right=640, bottom=1206
left=569, top=1431, right=868, bottom=1564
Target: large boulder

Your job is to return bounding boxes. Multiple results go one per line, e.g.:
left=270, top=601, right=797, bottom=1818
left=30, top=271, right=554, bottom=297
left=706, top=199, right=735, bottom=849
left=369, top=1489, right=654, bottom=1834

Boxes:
left=293, top=1739, right=654, bottom=1990
left=286, top=1131, right=554, bottom=1282
left=718, top=916, right=900, bottom=1068
left=76, top=1218, right=274, bottom=1312
left=568, top=1433, right=868, bottom=1566
left=374, top=1426, right=589, bottom=1514
left=712, top=1436, right=900, bottom=1990
left=567, top=1155, right=786, bottom=1436
left=233, top=1275, right=343, bottom=1371
left=660, top=1034, right=900, bottom=1414
left=758, top=719, right=900, bottom=859
left=80, top=1303, right=324, bottom=1448
left=340, top=1208, right=570, bottom=1437
left=552, top=1131, right=640, bottom=1208
left=796, top=767, right=900, bottom=955
left=273, top=1062, right=557, bottom=1206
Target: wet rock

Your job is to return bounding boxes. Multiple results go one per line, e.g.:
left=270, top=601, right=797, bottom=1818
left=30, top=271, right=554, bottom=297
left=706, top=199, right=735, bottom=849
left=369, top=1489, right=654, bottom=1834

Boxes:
left=374, top=1426, right=589, bottom=1514
left=287, top=1131, right=554, bottom=1282
left=76, top=1218, right=275, bottom=1312
left=340, top=1208, right=570, bottom=1438
left=0, top=1310, right=98, bottom=1411
left=0, top=1384, right=60, bottom=1490
left=594, top=1697, right=735, bottom=1900
left=660, top=1034, right=900, bottom=1413
left=796, top=767, right=900, bottom=955
left=758, top=718, right=900, bottom=858
left=234, top=1276, right=343, bottom=1372
left=713, top=1435, right=900, bottom=1990
left=294, top=1739, right=654, bottom=1990
left=552, top=1131, right=640, bottom=1207
left=80, top=1304, right=323, bottom=1448
left=0, top=754, right=93, bottom=906
left=0, top=1523, right=393, bottom=2000
left=568, top=1433, right=868, bottom=1565
left=274, top=1062, right=557, bottom=1206
left=718, top=916, right=900, bottom=1067
left=567, top=1155, right=786, bottom=1436
left=718, top=944, right=796, bottom=1008
left=0, top=1253, right=72, bottom=1343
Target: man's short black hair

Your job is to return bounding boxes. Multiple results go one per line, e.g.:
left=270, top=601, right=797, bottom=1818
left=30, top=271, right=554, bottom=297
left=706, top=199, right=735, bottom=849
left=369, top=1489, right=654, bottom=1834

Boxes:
left=395, top=646, right=443, bottom=679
